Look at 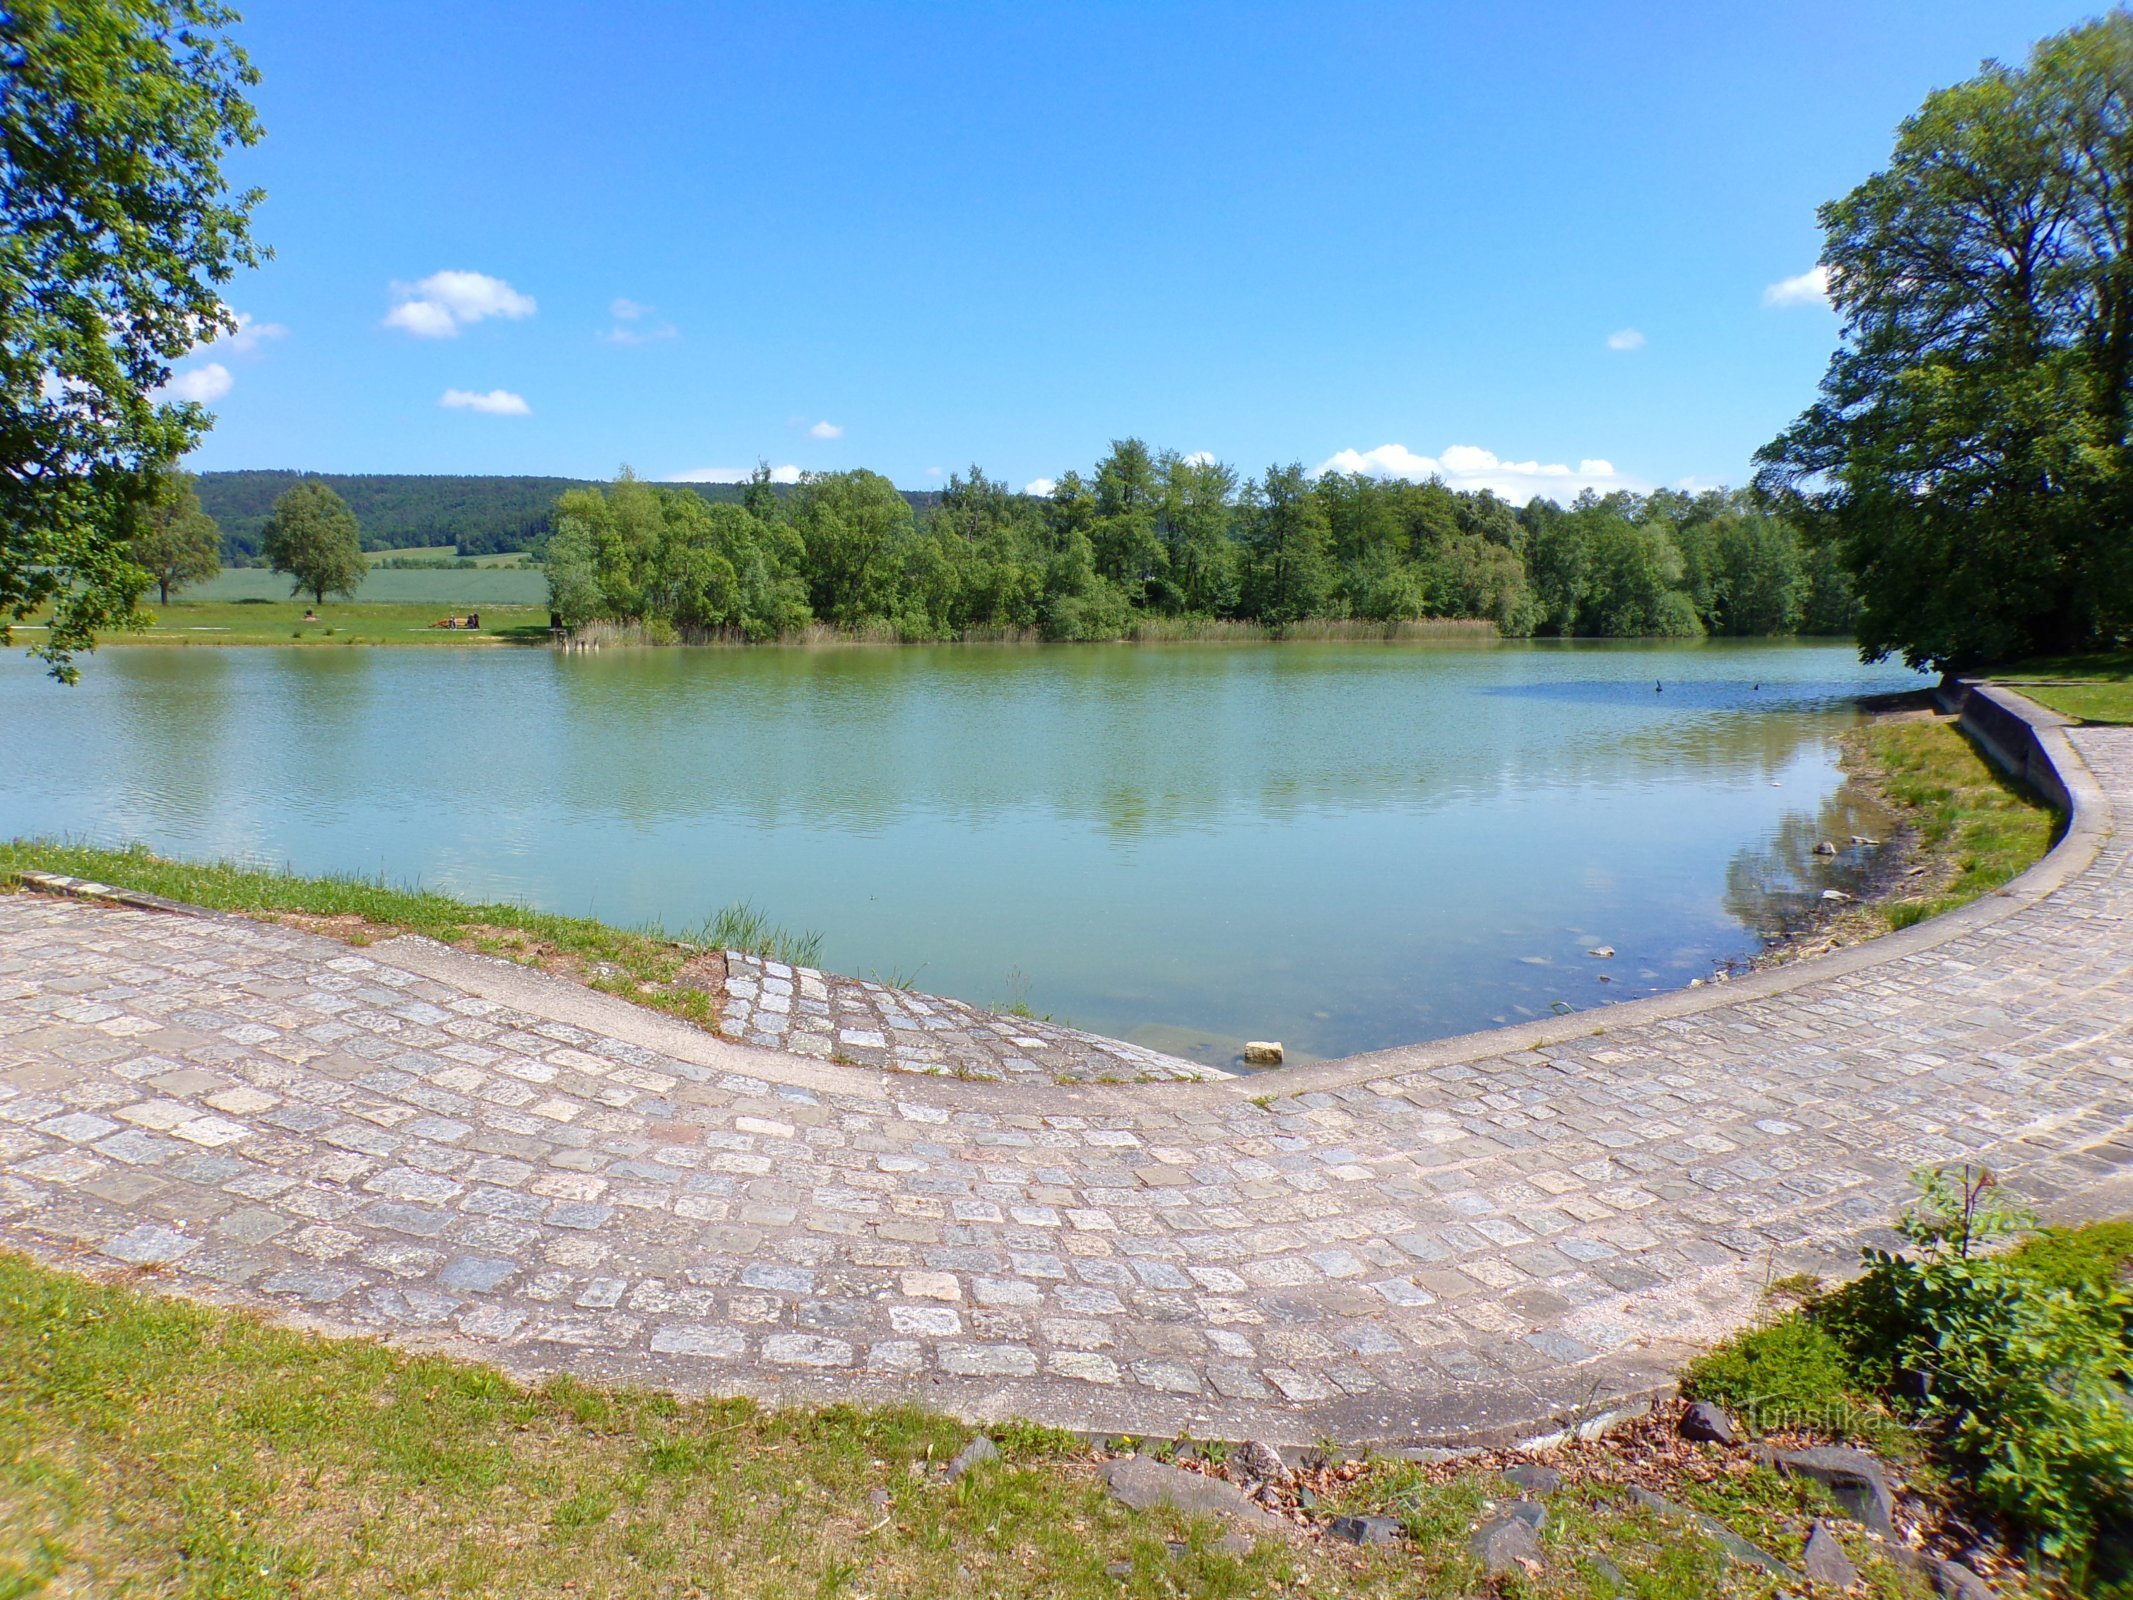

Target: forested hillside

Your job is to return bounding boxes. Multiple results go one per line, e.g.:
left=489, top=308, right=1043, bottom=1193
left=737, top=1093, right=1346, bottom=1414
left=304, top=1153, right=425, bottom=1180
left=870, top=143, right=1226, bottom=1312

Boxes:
left=541, top=447, right=1857, bottom=643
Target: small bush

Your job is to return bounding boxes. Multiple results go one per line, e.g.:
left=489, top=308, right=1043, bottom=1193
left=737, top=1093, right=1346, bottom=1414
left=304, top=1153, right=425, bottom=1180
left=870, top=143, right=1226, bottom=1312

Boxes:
left=1680, top=1314, right=1865, bottom=1436
left=1844, top=1211, right=2133, bottom=1569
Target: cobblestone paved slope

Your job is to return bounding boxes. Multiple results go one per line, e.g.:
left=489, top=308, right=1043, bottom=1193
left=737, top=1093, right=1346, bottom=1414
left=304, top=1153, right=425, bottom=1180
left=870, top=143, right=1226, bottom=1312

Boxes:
left=1, top=720, right=2128, bottom=1447
left=718, top=951, right=1217, bottom=1083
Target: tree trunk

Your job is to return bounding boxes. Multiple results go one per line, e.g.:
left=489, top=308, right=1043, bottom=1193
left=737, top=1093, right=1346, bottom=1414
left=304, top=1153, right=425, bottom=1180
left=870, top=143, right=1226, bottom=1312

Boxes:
left=158, top=576, right=171, bottom=605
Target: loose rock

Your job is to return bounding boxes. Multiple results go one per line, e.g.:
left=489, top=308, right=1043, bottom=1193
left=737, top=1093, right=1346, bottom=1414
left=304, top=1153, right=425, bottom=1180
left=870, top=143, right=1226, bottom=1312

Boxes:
left=944, top=1436, right=998, bottom=1480
left=1242, top=1040, right=1283, bottom=1065
left=1771, top=1446, right=1896, bottom=1539
left=1814, top=840, right=1838, bottom=856
left=1891, top=1547, right=1996, bottom=1599
left=1802, top=1522, right=1860, bottom=1588
left=1679, top=1401, right=1741, bottom=1446
left=1325, top=1514, right=1403, bottom=1546
left=1470, top=1513, right=1543, bottom=1574
left=1506, top=1499, right=1547, bottom=1534
left=1227, top=1439, right=1292, bottom=1488
left=1502, top=1464, right=1563, bottom=1498
left=1101, top=1457, right=1289, bottom=1534
left=1588, top=945, right=1616, bottom=959
left=1821, top=888, right=1854, bottom=903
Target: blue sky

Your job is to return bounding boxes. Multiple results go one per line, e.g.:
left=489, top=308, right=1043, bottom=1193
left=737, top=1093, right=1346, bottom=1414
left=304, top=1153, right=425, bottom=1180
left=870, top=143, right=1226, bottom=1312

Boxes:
left=176, top=1, right=2091, bottom=499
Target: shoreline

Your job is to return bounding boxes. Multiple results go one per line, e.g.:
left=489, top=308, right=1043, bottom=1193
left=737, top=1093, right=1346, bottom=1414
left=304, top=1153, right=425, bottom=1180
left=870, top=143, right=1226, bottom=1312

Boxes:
left=1738, top=689, right=2061, bottom=977
left=10, top=608, right=1880, bottom=655
left=0, top=691, right=2060, bottom=1087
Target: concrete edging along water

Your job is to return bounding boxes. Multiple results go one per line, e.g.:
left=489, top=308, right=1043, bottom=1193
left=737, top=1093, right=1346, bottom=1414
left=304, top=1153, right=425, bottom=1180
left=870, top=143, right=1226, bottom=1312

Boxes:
left=0, top=683, right=2127, bottom=1450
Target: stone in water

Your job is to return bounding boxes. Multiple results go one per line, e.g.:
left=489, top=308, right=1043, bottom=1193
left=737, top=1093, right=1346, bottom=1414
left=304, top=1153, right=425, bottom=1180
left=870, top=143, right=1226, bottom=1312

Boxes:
left=1243, top=1041, right=1284, bottom=1065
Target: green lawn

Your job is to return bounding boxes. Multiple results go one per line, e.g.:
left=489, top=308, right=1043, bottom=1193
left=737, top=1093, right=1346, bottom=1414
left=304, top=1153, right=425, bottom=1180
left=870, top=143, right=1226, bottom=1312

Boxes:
left=113, top=599, right=552, bottom=646
left=0, top=1251, right=1941, bottom=1600
left=184, top=563, right=551, bottom=605
left=1991, top=652, right=2133, bottom=724
left=1844, top=716, right=2062, bottom=929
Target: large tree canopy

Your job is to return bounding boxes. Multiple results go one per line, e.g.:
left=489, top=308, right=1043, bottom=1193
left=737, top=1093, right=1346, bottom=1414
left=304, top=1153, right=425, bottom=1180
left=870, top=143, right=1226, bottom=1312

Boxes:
left=1, top=0, right=263, bottom=679
left=260, top=481, right=363, bottom=605
left=130, top=466, right=220, bottom=604
left=1756, top=14, right=2133, bottom=671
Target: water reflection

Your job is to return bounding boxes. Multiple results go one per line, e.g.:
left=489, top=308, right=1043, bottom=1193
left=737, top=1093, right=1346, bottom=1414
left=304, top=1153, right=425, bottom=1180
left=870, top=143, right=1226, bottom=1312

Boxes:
left=0, top=639, right=1923, bottom=1058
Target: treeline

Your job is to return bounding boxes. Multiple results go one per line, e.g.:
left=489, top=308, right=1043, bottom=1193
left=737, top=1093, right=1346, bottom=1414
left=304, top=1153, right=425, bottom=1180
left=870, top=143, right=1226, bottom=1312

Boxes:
left=197, top=472, right=591, bottom=561
left=194, top=472, right=943, bottom=564
left=541, top=444, right=1857, bottom=642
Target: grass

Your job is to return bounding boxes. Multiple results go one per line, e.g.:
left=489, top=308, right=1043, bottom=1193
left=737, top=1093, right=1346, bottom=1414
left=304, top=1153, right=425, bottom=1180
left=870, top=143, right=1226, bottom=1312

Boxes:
left=1842, top=715, right=2061, bottom=930
left=0, top=1252, right=1956, bottom=1600
left=1991, top=652, right=2133, bottom=725
left=698, top=900, right=826, bottom=967
left=182, top=564, right=552, bottom=605
left=82, top=599, right=555, bottom=647
left=0, top=839, right=821, bottom=1033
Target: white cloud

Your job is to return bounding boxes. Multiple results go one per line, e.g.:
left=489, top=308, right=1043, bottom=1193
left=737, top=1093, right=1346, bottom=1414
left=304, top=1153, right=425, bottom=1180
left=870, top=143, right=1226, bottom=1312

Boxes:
left=153, top=362, right=234, bottom=404
left=925, top=466, right=943, bottom=477
left=668, top=464, right=802, bottom=484
left=1181, top=450, right=1216, bottom=466
left=1313, top=442, right=1640, bottom=502
left=601, top=296, right=677, bottom=343
left=808, top=419, right=843, bottom=440
left=207, top=310, right=287, bottom=355
left=601, top=321, right=678, bottom=346
left=385, top=270, right=537, bottom=337
left=1763, top=264, right=1831, bottom=308
left=1023, top=477, right=1058, bottom=497
left=383, top=299, right=459, bottom=338
left=1605, top=327, right=1646, bottom=351
left=439, top=387, right=531, bottom=416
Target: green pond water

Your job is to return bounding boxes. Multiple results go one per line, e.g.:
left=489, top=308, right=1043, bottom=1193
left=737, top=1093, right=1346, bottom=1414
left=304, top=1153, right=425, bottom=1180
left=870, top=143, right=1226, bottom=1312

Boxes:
left=0, top=639, right=1923, bottom=1065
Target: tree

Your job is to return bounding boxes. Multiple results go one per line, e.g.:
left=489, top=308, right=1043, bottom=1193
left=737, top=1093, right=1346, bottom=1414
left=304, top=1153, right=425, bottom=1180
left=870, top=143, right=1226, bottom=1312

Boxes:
left=791, top=470, right=912, bottom=625
left=1756, top=14, right=2133, bottom=669
left=261, top=481, right=364, bottom=605
left=2, top=0, right=265, bottom=679
left=1240, top=463, right=1332, bottom=629
left=130, top=467, right=220, bottom=604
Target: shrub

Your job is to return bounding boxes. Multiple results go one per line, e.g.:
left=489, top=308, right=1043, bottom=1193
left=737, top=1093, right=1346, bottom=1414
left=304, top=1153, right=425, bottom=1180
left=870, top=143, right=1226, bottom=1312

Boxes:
left=1689, top=1170, right=2133, bottom=1585
left=1832, top=1170, right=2133, bottom=1575
left=1681, top=1314, right=1865, bottom=1436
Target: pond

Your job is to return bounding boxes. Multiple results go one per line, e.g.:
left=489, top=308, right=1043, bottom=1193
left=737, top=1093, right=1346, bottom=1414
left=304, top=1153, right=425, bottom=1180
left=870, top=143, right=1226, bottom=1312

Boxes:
left=0, top=639, right=1922, bottom=1065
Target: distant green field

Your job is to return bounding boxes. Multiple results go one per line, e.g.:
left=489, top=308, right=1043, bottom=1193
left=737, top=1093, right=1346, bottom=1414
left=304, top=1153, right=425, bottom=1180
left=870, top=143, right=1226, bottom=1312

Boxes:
left=192, top=565, right=550, bottom=605
left=369, top=546, right=534, bottom=568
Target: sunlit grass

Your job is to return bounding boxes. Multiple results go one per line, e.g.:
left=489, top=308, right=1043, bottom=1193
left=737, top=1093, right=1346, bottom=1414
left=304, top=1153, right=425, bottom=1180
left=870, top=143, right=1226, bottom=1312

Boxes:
left=1844, top=717, right=2060, bottom=930
left=1993, top=652, right=2133, bottom=725
left=0, top=1253, right=1951, bottom=1599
